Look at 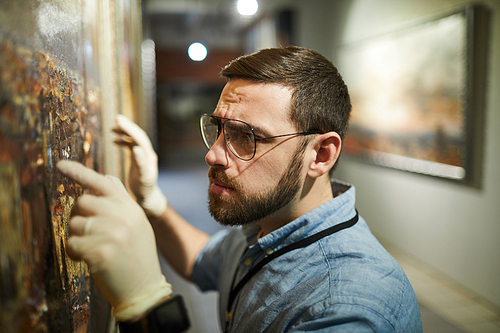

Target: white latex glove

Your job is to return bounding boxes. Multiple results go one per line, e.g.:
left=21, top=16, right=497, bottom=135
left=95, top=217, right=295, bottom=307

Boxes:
left=113, top=115, right=167, bottom=218
left=56, top=160, right=172, bottom=322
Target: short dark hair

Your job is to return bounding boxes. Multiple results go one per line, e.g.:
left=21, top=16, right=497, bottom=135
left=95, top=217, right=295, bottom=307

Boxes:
left=220, top=46, right=351, bottom=141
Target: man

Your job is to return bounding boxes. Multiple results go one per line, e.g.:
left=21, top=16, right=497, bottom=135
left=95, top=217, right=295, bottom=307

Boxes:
left=57, top=46, right=422, bottom=332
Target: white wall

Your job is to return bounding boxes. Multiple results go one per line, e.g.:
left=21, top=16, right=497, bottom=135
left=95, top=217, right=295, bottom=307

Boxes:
left=295, top=0, right=500, bottom=309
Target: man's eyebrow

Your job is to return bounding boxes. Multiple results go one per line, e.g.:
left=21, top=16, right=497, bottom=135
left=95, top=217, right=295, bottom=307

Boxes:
left=249, top=123, right=271, bottom=137
left=212, top=112, right=273, bottom=137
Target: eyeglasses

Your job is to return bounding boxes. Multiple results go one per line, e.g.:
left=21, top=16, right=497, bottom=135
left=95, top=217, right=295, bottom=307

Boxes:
left=200, top=114, right=322, bottom=161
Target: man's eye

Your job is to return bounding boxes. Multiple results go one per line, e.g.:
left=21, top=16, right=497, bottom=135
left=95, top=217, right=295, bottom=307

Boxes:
left=243, top=132, right=253, bottom=142
left=231, top=130, right=253, bottom=143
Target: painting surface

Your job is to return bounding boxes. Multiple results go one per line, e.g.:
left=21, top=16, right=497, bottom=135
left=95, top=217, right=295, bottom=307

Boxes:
left=338, top=12, right=467, bottom=179
left=0, top=0, right=110, bottom=332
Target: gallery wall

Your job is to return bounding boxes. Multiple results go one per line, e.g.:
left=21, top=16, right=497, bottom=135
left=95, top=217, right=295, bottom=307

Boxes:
left=296, top=0, right=500, bottom=309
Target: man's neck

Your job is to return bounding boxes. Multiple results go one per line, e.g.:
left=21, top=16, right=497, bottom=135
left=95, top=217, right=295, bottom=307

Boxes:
left=256, top=176, right=334, bottom=237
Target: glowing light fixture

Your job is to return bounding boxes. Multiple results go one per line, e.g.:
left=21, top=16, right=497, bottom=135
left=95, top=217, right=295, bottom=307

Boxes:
left=188, top=42, right=207, bottom=61
left=237, top=0, right=258, bottom=16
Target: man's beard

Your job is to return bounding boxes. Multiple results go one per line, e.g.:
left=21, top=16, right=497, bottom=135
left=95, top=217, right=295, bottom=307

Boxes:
left=208, top=147, right=305, bottom=227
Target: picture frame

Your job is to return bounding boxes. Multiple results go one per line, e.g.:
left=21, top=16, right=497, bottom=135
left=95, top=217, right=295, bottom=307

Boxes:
left=336, top=4, right=490, bottom=187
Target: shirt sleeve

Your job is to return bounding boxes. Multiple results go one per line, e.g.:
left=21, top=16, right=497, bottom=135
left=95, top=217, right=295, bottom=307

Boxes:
left=190, top=228, right=231, bottom=291
left=289, top=303, right=397, bottom=333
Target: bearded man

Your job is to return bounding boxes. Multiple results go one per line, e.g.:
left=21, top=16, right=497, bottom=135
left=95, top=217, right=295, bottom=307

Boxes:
left=57, top=46, right=422, bottom=332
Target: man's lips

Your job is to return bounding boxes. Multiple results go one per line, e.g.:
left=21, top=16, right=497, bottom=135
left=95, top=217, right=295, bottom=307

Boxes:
left=209, top=177, right=234, bottom=196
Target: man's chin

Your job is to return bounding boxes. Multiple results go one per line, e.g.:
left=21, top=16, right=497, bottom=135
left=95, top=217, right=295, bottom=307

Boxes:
left=209, top=196, right=249, bottom=226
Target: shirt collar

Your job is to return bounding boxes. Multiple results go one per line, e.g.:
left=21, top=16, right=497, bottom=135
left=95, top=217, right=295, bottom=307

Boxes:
left=242, top=179, right=357, bottom=252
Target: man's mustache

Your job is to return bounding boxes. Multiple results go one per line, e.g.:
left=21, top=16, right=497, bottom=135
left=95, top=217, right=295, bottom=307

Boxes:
left=208, top=167, right=241, bottom=191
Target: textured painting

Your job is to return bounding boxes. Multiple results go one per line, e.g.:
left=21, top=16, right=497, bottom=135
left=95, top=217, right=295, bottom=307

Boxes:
left=0, top=0, right=111, bottom=332
left=337, top=7, right=484, bottom=181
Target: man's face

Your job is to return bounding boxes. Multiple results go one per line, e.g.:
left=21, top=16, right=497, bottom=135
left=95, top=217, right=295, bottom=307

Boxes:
left=205, top=79, right=307, bottom=226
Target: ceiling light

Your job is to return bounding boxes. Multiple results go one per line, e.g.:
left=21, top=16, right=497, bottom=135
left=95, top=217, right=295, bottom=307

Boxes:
left=188, top=42, right=207, bottom=61
left=237, top=0, right=258, bottom=16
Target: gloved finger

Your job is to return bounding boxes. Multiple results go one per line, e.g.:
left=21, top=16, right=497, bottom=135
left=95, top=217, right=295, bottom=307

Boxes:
left=130, top=146, right=158, bottom=187
left=105, top=175, right=129, bottom=194
left=70, top=215, right=121, bottom=242
left=131, top=143, right=157, bottom=168
left=111, top=126, right=132, bottom=136
left=66, top=232, right=109, bottom=267
left=112, top=126, right=138, bottom=146
left=131, top=146, right=151, bottom=173
left=115, top=115, right=154, bottom=152
left=66, top=235, right=85, bottom=261
left=68, top=215, right=90, bottom=236
left=71, top=193, right=108, bottom=217
left=57, top=160, right=115, bottom=197
left=113, top=118, right=157, bottom=166
left=113, top=138, right=137, bottom=149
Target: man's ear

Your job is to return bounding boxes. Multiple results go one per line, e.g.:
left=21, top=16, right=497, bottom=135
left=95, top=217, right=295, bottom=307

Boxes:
left=307, top=132, right=342, bottom=178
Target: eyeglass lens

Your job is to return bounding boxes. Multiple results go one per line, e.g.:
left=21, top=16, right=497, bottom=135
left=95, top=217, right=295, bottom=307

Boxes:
left=200, top=115, right=256, bottom=160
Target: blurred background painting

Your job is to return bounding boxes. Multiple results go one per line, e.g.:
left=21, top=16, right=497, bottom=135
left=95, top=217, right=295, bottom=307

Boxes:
left=338, top=6, right=488, bottom=185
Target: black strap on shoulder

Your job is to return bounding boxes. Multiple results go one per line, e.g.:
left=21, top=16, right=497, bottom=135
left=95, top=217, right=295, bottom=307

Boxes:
left=225, top=210, right=359, bottom=330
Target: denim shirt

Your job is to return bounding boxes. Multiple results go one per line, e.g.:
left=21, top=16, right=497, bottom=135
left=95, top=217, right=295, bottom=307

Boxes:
left=191, top=180, right=422, bottom=332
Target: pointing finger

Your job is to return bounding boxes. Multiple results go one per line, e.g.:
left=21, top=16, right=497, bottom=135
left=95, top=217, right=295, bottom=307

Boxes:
left=105, top=175, right=128, bottom=194
left=57, top=160, right=114, bottom=196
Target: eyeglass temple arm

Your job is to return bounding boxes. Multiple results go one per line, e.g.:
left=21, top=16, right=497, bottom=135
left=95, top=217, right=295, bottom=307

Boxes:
left=254, top=130, right=322, bottom=142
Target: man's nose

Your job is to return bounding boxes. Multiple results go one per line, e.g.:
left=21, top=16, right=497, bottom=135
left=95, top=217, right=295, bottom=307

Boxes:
left=205, top=134, right=230, bottom=167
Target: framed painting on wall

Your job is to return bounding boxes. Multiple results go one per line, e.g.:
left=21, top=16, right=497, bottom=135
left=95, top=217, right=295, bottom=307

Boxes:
left=0, top=0, right=110, bottom=332
left=0, top=0, right=143, bottom=331
left=337, top=4, right=489, bottom=187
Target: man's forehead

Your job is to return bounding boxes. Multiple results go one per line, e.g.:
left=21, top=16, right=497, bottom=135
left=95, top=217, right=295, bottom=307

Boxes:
left=222, top=78, right=292, bottom=101
left=216, top=79, right=294, bottom=129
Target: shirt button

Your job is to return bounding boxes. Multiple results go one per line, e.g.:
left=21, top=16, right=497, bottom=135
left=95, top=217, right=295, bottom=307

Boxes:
left=244, top=258, right=252, bottom=266
left=266, top=248, right=274, bottom=255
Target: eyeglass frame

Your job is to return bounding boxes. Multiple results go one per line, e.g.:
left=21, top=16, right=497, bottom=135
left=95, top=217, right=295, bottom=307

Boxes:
left=200, top=114, right=324, bottom=161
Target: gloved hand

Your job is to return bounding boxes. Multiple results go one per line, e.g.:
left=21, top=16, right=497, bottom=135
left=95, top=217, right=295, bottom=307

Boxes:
left=57, top=160, right=172, bottom=322
left=112, top=115, right=167, bottom=218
